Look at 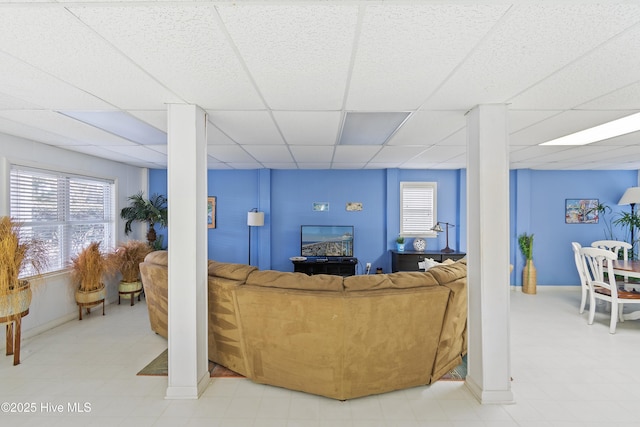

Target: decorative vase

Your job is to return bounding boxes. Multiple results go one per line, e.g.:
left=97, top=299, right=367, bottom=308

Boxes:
left=522, top=260, right=537, bottom=294
left=397, top=242, right=405, bottom=252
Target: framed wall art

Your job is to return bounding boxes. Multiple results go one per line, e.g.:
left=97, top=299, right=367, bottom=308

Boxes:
left=565, top=198, right=599, bottom=224
left=207, top=196, right=216, bottom=228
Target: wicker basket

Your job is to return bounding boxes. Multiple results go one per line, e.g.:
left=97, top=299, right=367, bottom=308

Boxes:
left=0, top=281, right=31, bottom=318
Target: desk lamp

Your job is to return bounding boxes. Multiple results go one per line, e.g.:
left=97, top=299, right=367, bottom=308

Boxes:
left=247, top=209, right=264, bottom=265
left=431, top=222, right=455, bottom=253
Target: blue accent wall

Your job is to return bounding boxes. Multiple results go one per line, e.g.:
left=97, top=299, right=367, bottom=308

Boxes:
left=149, top=167, right=638, bottom=286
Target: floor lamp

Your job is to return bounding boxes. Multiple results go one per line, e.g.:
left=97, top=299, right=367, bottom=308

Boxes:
left=247, top=209, right=264, bottom=265
left=431, top=222, right=455, bottom=253
left=618, top=187, right=640, bottom=259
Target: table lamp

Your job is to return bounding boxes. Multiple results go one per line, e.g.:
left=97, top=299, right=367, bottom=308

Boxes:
left=431, top=222, right=455, bottom=253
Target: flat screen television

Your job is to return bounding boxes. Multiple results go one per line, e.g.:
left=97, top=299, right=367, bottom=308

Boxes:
left=301, top=225, right=354, bottom=257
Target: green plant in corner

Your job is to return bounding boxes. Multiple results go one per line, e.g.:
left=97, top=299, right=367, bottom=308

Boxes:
left=518, top=233, right=534, bottom=261
left=120, top=192, right=168, bottom=246
left=396, top=235, right=405, bottom=244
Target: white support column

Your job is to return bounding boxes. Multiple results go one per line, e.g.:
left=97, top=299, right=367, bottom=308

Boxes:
left=465, top=104, right=514, bottom=404
left=165, top=104, right=209, bottom=399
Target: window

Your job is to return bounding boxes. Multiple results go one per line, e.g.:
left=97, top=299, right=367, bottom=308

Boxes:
left=400, top=181, right=437, bottom=237
left=10, top=165, right=115, bottom=276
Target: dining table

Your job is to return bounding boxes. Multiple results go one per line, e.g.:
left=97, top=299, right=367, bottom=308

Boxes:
left=610, top=260, right=640, bottom=321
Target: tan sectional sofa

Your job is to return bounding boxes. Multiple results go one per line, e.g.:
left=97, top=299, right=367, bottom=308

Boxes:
left=140, top=250, right=467, bottom=400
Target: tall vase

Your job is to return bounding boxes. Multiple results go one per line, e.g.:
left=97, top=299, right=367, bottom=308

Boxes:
left=522, top=259, right=537, bottom=294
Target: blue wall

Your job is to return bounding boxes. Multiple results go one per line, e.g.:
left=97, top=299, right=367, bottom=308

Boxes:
left=149, top=168, right=638, bottom=286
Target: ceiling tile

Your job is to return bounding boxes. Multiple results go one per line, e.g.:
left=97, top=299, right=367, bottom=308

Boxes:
left=207, top=145, right=256, bottom=163
left=403, top=146, right=466, bottom=165
left=0, top=110, right=136, bottom=146
left=69, top=5, right=263, bottom=110
left=579, top=81, right=640, bottom=110
left=333, top=146, right=381, bottom=164
left=371, top=146, right=427, bottom=163
left=347, top=3, right=508, bottom=110
left=128, top=110, right=168, bottom=133
left=207, top=123, right=237, bottom=145
left=389, top=111, right=466, bottom=146
left=0, top=7, right=182, bottom=110
left=0, top=115, right=84, bottom=147
left=273, top=111, right=341, bottom=145
left=218, top=4, right=359, bottom=110
left=243, top=145, right=293, bottom=163
left=207, top=111, right=284, bottom=144
left=425, top=4, right=640, bottom=109
left=290, top=146, right=334, bottom=164
left=297, top=163, right=332, bottom=169
left=509, top=24, right=640, bottom=110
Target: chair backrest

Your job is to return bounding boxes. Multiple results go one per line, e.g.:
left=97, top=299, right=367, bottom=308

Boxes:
left=591, top=240, right=631, bottom=261
left=580, top=247, right=617, bottom=294
left=571, top=242, right=587, bottom=287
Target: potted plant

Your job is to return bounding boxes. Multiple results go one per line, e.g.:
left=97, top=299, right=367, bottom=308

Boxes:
left=70, top=242, right=116, bottom=320
left=396, top=235, right=405, bottom=252
left=518, top=233, right=536, bottom=294
left=120, top=192, right=168, bottom=248
left=0, top=216, right=47, bottom=365
left=110, top=240, right=152, bottom=306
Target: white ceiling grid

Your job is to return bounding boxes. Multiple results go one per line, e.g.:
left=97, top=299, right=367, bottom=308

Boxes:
left=0, top=1, right=638, bottom=170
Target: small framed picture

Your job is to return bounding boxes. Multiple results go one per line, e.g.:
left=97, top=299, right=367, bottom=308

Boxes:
left=313, top=202, right=329, bottom=212
left=207, top=197, right=216, bottom=228
left=346, top=202, right=362, bottom=211
left=565, top=199, right=599, bottom=224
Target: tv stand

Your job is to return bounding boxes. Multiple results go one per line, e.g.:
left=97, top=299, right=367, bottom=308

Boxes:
left=292, top=257, right=357, bottom=277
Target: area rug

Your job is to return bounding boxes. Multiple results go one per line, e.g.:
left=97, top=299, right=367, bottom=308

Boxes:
left=137, top=349, right=466, bottom=381
left=136, top=349, right=243, bottom=377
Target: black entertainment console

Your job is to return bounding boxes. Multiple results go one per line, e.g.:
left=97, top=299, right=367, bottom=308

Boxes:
left=292, top=257, right=358, bottom=277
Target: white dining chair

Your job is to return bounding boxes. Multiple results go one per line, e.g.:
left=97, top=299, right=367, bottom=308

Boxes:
left=571, top=242, right=589, bottom=314
left=592, top=240, right=633, bottom=287
left=580, top=247, right=640, bottom=334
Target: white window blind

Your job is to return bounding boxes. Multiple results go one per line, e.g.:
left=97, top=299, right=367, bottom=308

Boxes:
left=10, top=166, right=115, bottom=276
left=400, top=181, right=437, bottom=237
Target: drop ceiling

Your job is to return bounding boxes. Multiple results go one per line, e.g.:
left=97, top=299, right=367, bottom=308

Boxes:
left=1, top=0, right=639, bottom=170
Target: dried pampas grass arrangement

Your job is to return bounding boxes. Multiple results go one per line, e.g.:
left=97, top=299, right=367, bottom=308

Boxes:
left=111, top=240, right=152, bottom=283
left=71, top=242, right=117, bottom=292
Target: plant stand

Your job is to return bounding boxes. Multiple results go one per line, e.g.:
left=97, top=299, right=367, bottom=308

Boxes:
left=118, top=280, right=143, bottom=306
left=75, top=285, right=106, bottom=320
left=0, top=282, right=32, bottom=365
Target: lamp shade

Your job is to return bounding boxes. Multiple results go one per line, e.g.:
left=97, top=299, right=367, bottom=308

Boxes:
left=618, top=187, right=640, bottom=205
left=247, top=211, right=264, bottom=227
left=431, top=223, right=443, bottom=232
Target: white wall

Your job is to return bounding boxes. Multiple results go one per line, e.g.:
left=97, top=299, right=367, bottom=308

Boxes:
left=0, top=133, right=148, bottom=347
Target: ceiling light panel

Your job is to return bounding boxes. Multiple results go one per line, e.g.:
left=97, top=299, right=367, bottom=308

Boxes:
left=389, top=111, right=465, bottom=146
left=511, top=110, right=632, bottom=146
left=348, top=4, right=508, bottom=110
left=541, top=112, right=640, bottom=146
left=273, top=111, right=342, bottom=145
left=425, top=4, right=640, bottom=110
left=218, top=4, right=358, bottom=110
left=207, top=111, right=284, bottom=145
left=69, top=5, right=263, bottom=110
left=339, top=112, right=410, bottom=146
left=0, top=7, right=182, bottom=110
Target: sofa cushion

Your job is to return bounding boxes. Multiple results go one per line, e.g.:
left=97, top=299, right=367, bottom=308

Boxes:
left=246, top=270, right=343, bottom=292
left=428, top=260, right=467, bottom=285
left=209, top=261, right=257, bottom=282
left=344, top=271, right=439, bottom=291
left=143, top=250, right=168, bottom=266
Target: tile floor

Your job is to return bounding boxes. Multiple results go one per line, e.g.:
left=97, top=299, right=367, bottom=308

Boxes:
left=1, top=287, right=640, bottom=426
